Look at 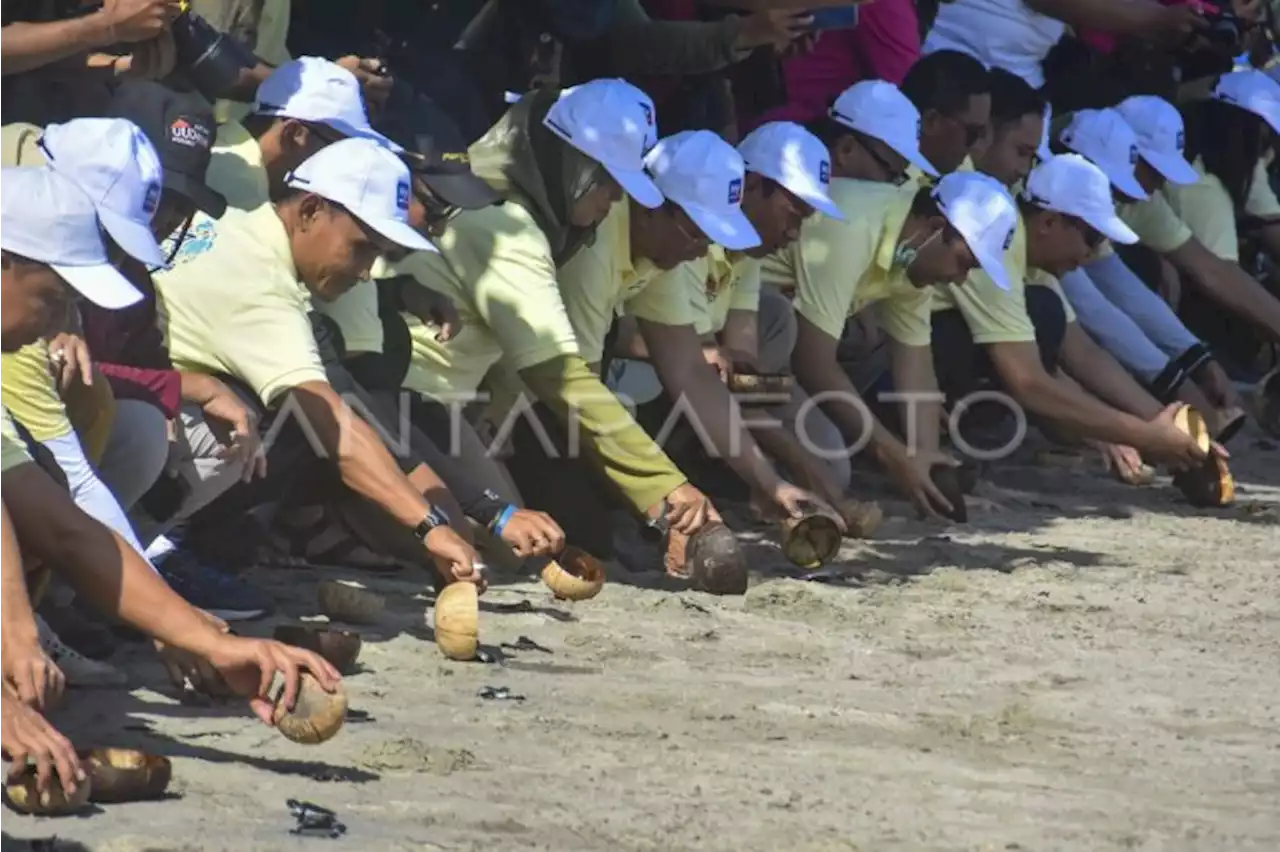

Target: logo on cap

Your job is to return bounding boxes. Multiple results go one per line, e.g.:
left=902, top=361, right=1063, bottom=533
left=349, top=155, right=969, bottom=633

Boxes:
left=1129, top=145, right=1139, bottom=165
left=1176, top=129, right=1185, bottom=151
left=170, top=117, right=212, bottom=151
left=819, top=160, right=831, bottom=186
left=1002, top=226, right=1015, bottom=251
left=441, top=151, right=470, bottom=164
left=640, top=102, right=654, bottom=127
left=727, top=178, right=743, bottom=205
left=395, top=180, right=411, bottom=212
left=143, top=182, right=161, bottom=215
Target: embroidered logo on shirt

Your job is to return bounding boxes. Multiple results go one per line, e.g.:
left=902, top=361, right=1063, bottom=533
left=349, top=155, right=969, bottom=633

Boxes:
left=170, top=117, right=212, bottom=151
left=165, top=216, right=219, bottom=266
left=395, top=180, right=411, bottom=212
left=727, top=178, right=743, bottom=205
left=819, top=159, right=831, bottom=186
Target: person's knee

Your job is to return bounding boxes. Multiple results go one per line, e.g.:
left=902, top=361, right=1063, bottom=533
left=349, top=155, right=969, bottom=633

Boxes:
left=1025, top=287, right=1068, bottom=371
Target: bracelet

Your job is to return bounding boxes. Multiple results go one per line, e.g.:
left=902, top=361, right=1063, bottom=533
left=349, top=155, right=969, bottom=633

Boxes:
left=489, top=504, right=517, bottom=539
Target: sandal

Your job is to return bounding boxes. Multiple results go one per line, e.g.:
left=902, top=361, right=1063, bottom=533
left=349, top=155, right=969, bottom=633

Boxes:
left=265, top=505, right=405, bottom=573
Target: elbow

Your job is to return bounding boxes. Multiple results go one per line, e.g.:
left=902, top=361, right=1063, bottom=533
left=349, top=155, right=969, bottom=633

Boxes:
left=993, top=357, right=1045, bottom=403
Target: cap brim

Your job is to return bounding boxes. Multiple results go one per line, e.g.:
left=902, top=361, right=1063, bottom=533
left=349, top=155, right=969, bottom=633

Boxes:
left=684, top=203, right=762, bottom=251
left=166, top=171, right=228, bottom=219
left=322, top=118, right=405, bottom=154
left=99, top=208, right=166, bottom=269
left=1082, top=210, right=1139, bottom=245
left=605, top=164, right=664, bottom=209
left=51, top=260, right=143, bottom=309
left=971, top=245, right=1012, bottom=291
left=418, top=169, right=502, bottom=210
left=1103, top=164, right=1149, bottom=201
left=1140, top=147, right=1199, bottom=186
left=358, top=215, right=439, bottom=254
left=895, top=143, right=939, bottom=178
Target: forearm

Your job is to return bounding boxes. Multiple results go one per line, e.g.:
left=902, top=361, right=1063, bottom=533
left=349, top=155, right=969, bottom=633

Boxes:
left=519, top=355, right=687, bottom=514
left=888, top=343, right=943, bottom=458
left=794, top=352, right=903, bottom=466
left=1173, top=245, right=1280, bottom=343
left=996, top=355, right=1155, bottom=446
left=1025, top=0, right=1164, bottom=34
left=0, top=16, right=112, bottom=75
left=1058, top=323, right=1164, bottom=419
left=178, top=371, right=225, bottom=405
left=720, top=310, right=759, bottom=366
left=0, top=505, right=38, bottom=647
left=600, top=13, right=742, bottom=76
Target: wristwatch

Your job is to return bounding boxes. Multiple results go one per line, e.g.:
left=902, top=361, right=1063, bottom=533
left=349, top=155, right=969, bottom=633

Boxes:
left=413, top=505, right=451, bottom=541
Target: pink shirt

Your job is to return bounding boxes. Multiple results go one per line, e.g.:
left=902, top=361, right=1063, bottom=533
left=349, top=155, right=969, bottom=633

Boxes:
left=748, top=0, right=921, bottom=130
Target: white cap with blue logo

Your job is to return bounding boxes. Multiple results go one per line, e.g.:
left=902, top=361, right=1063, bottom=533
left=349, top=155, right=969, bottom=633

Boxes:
left=39, top=117, right=167, bottom=268
left=285, top=137, right=436, bottom=253
left=932, top=171, right=1018, bottom=291
left=644, top=130, right=761, bottom=251
left=737, top=121, right=844, bottom=221
left=254, top=57, right=402, bottom=152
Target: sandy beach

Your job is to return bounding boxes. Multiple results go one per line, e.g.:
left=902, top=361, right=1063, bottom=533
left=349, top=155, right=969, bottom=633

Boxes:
left=4, top=430, right=1279, bottom=852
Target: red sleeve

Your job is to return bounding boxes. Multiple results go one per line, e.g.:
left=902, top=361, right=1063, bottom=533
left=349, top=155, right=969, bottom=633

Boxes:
left=99, top=363, right=183, bottom=420
left=850, top=0, right=920, bottom=85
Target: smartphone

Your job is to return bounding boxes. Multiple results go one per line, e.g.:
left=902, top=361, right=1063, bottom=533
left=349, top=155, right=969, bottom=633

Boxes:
left=809, top=6, right=860, bottom=30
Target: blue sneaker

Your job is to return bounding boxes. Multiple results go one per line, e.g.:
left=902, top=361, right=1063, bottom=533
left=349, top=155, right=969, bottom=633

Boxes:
left=156, top=552, right=274, bottom=621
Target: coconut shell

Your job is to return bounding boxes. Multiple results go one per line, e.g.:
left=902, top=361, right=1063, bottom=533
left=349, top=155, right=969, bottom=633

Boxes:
left=3, top=765, right=92, bottom=815
left=837, top=499, right=883, bottom=539
left=540, top=547, right=605, bottom=601
left=1173, top=453, right=1236, bottom=508
left=80, top=748, right=171, bottom=803
left=780, top=513, right=842, bottom=568
left=684, top=522, right=748, bottom=595
left=726, top=372, right=794, bottom=405
left=317, top=580, right=385, bottom=625
left=1173, top=405, right=1212, bottom=454
left=273, top=673, right=348, bottom=745
left=929, top=466, right=967, bottom=523
left=273, top=625, right=362, bottom=674
left=1256, top=367, right=1280, bottom=438
left=433, top=582, right=479, bottom=661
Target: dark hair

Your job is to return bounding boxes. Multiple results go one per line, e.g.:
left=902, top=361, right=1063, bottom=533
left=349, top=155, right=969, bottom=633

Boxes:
left=987, top=68, right=1045, bottom=135
left=1183, top=98, right=1264, bottom=211
left=901, top=50, right=990, bottom=118
left=908, top=186, right=962, bottom=242
left=804, top=114, right=852, bottom=149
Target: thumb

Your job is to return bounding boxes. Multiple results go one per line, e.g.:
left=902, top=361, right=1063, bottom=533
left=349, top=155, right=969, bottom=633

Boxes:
left=1161, top=402, right=1184, bottom=418
left=248, top=696, right=275, bottom=726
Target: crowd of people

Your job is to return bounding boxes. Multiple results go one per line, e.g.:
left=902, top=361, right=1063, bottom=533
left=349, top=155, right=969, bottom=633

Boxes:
left=3, top=0, right=1279, bottom=809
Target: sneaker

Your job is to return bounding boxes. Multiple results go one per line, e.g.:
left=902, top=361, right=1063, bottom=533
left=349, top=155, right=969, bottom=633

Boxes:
left=35, top=600, right=118, bottom=661
left=36, top=615, right=127, bottom=688
left=156, top=552, right=274, bottom=621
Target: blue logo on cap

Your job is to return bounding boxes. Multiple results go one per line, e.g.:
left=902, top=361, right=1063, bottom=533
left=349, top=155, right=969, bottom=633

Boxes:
left=819, top=160, right=831, bottom=186
left=143, top=182, right=161, bottom=215
left=640, top=102, right=654, bottom=127
left=395, top=180, right=410, bottom=212
left=728, top=178, right=743, bottom=205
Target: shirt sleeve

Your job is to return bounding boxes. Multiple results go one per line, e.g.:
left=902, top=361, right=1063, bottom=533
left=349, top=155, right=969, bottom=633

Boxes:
left=938, top=228, right=1035, bottom=344
left=217, top=281, right=328, bottom=406
left=1164, top=176, right=1239, bottom=261
left=792, top=215, right=878, bottom=341
left=443, top=207, right=582, bottom=371
left=1121, top=193, right=1193, bottom=254
left=625, top=267, right=698, bottom=328
left=878, top=287, right=935, bottom=346
left=1032, top=272, right=1076, bottom=323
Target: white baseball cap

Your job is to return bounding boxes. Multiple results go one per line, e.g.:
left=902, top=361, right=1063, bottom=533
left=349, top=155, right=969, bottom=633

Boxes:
left=254, top=57, right=402, bottom=152
left=39, top=117, right=167, bottom=268
left=542, top=79, right=663, bottom=208
left=738, top=121, right=844, bottom=221
left=1058, top=108, right=1149, bottom=201
left=932, top=171, right=1018, bottom=291
left=284, top=138, right=435, bottom=253
left=828, top=80, right=937, bottom=177
left=1114, top=96, right=1198, bottom=185
left=644, top=131, right=761, bottom=251
left=1, top=167, right=143, bottom=309
left=1023, top=154, right=1138, bottom=245
left=1210, top=68, right=1280, bottom=135
left=1037, top=102, right=1053, bottom=163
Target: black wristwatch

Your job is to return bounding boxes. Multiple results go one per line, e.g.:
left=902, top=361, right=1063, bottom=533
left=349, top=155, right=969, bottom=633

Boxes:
left=413, top=505, right=451, bottom=540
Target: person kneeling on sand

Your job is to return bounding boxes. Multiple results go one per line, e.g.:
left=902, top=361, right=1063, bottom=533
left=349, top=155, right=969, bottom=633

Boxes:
left=0, top=166, right=339, bottom=801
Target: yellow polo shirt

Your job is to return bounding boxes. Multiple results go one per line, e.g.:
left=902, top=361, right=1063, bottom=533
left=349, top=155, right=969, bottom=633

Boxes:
left=1, top=408, right=33, bottom=473
left=666, top=246, right=761, bottom=336
left=389, top=201, right=580, bottom=402
left=1162, top=157, right=1279, bottom=262
left=761, top=179, right=934, bottom=346
left=154, top=205, right=327, bottom=406
left=557, top=200, right=697, bottom=364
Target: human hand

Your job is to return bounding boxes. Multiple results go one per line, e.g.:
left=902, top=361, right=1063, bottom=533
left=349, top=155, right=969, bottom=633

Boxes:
left=99, top=0, right=181, bottom=45
left=885, top=447, right=959, bottom=520
left=1144, top=402, right=1209, bottom=469
left=770, top=481, right=847, bottom=534
left=661, top=483, right=722, bottom=535
left=1, top=631, right=64, bottom=712
left=498, top=508, right=566, bottom=558
left=735, top=9, right=814, bottom=54
left=48, top=333, right=93, bottom=393
left=203, top=635, right=340, bottom=727
left=120, top=29, right=177, bottom=79
left=1153, top=3, right=1206, bottom=47
left=156, top=609, right=231, bottom=696
left=702, top=344, right=732, bottom=382
left=424, top=524, right=483, bottom=585
left=336, top=56, right=393, bottom=110
left=402, top=286, right=461, bottom=342
left=1, top=686, right=84, bottom=798
left=200, top=382, right=266, bottom=482
left=1099, top=443, right=1148, bottom=485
